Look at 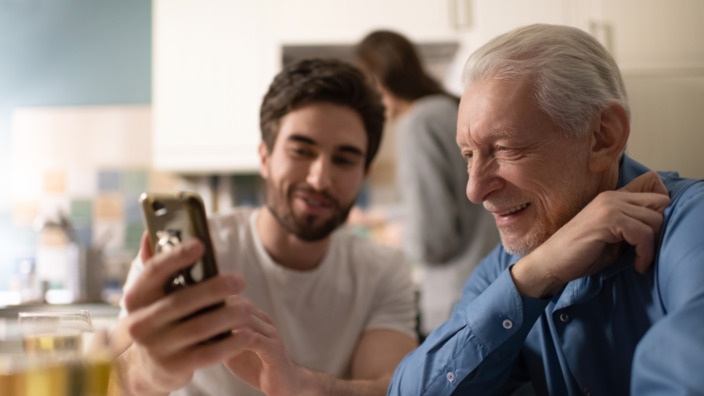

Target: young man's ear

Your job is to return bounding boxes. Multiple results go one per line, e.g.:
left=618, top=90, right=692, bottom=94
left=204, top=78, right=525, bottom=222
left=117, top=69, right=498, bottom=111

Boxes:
left=589, top=102, right=630, bottom=173
left=258, top=141, right=270, bottom=179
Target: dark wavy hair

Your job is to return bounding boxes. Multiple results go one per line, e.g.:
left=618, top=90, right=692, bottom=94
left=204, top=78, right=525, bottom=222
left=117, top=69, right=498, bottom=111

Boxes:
left=259, top=58, right=385, bottom=170
left=355, top=30, right=449, bottom=101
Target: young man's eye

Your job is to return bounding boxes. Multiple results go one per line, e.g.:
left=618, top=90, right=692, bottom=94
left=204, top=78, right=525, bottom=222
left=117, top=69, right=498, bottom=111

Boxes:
left=290, top=147, right=313, bottom=157
left=333, top=156, right=359, bottom=166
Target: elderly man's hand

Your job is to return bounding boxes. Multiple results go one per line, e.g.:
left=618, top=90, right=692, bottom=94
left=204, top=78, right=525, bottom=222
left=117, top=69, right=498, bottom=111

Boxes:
left=512, top=171, right=671, bottom=298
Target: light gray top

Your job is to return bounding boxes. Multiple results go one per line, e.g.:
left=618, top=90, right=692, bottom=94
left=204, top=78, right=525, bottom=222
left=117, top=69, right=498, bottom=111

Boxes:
left=396, top=94, right=500, bottom=333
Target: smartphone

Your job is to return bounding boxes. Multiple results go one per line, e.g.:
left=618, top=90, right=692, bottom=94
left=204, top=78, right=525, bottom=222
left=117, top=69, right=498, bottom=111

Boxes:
left=139, top=192, right=229, bottom=342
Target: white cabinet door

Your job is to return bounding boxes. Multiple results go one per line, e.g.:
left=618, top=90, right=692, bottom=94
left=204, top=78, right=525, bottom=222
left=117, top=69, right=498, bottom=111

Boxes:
left=569, top=0, right=704, bottom=178
left=569, top=0, right=704, bottom=70
left=444, top=0, right=568, bottom=94
left=624, top=72, right=704, bottom=178
left=448, top=0, right=704, bottom=179
left=152, top=0, right=465, bottom=173
left=464, top=0, right=568, bottom=49
left=153, top=0, right=279, bottom=173
left=274, top=0, right=459, bottom=44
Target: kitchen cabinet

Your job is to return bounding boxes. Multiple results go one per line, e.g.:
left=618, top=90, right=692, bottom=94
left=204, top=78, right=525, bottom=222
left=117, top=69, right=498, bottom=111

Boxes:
left=447, top=0, right=704, bottom=76
left=568, top=0, right=704, bottom=70
left=567, top=0, right=704, bottom=177
left=153, top=0, right=703, bottom=177
left=443, top=0, right=704, bottom=178
left=274, top=0, right=463, bottom=44
left=152, top=0, right=467, bottom=173
left=152, top=0, right=279, bottom=173
left=624, top=72, right=704, bottom=178
left=444, top=0, right=578, bottom=94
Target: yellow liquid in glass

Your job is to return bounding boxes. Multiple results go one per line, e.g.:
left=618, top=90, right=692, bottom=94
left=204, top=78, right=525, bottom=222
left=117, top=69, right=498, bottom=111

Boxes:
left=0, top=360, right=111, bottom=396
left=23, top=333, right=83, bottom=355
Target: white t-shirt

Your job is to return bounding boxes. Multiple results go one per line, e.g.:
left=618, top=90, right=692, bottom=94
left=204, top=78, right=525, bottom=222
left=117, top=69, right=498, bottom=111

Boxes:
left=120, top=208, right=417, bottom=396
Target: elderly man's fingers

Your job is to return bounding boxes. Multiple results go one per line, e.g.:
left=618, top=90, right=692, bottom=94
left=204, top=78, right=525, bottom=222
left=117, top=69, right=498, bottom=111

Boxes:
left=617, top=204, right=667, bottom=274
left=619, top=171, right=669, bottom=197
left=620, top=191, right=672, bottom=214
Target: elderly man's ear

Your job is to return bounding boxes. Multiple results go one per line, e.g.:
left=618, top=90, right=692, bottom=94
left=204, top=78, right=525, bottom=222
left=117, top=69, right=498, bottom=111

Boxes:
left=588, top=103, right=630, bottom=173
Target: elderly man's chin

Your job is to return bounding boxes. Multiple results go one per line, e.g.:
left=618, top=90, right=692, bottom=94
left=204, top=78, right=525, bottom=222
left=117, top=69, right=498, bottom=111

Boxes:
left=500, top=231, right=548, bottom=257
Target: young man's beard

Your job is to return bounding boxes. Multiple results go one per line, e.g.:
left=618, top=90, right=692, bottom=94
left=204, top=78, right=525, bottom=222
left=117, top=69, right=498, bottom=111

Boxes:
left=265, top=184, right=354, bottom=242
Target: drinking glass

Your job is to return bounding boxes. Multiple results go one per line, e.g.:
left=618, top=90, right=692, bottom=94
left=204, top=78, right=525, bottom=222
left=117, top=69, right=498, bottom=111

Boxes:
left=18, top=310, right=93, bottom=356
left=13, top=310, right=112, bottom=396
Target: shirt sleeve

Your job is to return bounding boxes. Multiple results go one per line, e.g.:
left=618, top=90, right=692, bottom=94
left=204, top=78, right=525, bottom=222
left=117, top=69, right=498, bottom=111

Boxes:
left=365, top=250, right=419, bottom=341
left=388, top=248, right=548, bottom=395
left=631, top=181, right=704, bottom=394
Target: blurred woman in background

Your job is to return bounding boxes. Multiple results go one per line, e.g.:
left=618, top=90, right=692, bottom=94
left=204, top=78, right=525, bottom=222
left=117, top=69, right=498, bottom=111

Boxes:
left=355, top=30, right=499, bottom=337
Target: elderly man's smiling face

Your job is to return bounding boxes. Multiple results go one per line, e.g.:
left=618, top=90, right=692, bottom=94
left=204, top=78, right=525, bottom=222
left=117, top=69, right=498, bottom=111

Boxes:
left=457, top=77, right=602, bottom=255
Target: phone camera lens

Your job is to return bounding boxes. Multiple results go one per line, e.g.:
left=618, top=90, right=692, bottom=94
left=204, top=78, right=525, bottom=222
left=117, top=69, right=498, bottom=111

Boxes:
left=152, top=200, right=167, bottom=216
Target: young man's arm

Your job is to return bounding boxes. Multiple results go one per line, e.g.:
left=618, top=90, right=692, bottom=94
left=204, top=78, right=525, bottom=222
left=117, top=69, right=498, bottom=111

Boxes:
left=317, top=328, right=417, bottom=395
left=223, top=326, right=416, bottom=396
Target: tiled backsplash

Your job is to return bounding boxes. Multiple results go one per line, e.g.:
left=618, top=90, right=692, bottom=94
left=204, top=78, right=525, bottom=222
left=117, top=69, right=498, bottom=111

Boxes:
left=12, top=166, right=181, bottom=294
left=6, top=105, right=176, bottom=303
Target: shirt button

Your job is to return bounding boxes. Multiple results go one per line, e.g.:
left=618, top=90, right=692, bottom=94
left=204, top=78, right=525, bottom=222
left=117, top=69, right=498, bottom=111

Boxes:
left=446, top=371, right=456, bottom=383
left=502, top=319, right=513, bottom=329
left=559, top=312, right=570, bottom=323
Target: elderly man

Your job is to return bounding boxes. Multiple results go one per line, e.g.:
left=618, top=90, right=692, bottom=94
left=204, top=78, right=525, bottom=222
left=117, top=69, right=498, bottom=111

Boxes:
left=388, top=24, right=704, bottom=395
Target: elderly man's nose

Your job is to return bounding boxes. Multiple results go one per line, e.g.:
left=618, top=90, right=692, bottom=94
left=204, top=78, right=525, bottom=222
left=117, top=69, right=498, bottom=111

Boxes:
left=466, top=159, right=501, bottom=203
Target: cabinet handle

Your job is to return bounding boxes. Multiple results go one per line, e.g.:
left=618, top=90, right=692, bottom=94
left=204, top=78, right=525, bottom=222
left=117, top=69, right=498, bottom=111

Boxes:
left=450, top=0, right=472, bottom=30
left=589, top=20, right=614, bottom=54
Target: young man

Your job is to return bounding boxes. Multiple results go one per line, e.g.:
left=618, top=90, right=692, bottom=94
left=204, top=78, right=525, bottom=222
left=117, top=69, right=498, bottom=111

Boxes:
left=113, top=58, right=418, bottom=396
left=389, top=24, right=704, bottom=395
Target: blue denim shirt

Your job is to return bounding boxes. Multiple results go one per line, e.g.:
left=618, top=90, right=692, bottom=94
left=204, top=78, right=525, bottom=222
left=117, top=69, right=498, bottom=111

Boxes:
left=388, top=156, right=704, bottom=395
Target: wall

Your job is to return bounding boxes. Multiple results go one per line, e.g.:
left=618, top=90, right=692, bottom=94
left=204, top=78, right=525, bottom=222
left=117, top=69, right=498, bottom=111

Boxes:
left=0, top=0, right=152, bottom=290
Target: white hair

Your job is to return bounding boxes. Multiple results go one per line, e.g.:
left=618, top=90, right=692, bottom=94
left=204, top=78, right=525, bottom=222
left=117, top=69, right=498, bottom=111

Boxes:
left=462, top=24, right=630, bottom=137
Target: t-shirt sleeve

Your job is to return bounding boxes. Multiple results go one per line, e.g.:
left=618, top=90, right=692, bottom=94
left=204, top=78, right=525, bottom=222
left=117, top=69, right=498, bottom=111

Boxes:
left=364, top=251, right=418, bottom=341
